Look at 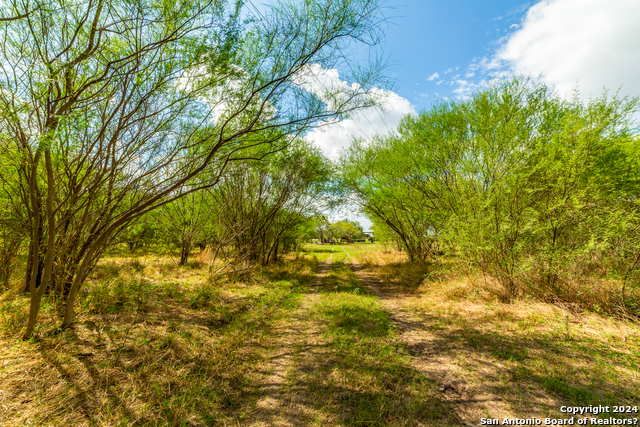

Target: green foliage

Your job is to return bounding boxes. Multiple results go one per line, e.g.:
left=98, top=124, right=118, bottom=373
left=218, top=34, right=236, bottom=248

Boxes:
left=207, top=137, right=334, bottom=270
left=121, top=214, right=161, bottom=253
left=329, top=219, right=365, bottom=241
left=0, top=0, right=388, bottom=335
left=340, top=77, right=640, bottom=313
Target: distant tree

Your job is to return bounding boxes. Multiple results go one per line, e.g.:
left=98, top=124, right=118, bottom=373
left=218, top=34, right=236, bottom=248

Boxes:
left=158, top=190, right=215, bottom=264
left=313, top=216, right=332, bottom=241
left=207, top=139, right=332, bottom=275
left=330, top=219, right=365, bottom=241
left=0, top=0, right=388, bottom=338
left=341, top=77, right=640, bottom=307
left=120, top=213, right=160, bottom=253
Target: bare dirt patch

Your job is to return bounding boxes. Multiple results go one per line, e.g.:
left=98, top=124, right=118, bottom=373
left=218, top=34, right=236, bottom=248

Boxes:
left=340, top=248, right=640, bottom=426
left=250, top=258, right=333, bottom=426
left=347, top=258, right=520, bottom=426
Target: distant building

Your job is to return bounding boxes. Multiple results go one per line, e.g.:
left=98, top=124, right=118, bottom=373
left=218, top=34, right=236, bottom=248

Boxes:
left=352, top=231, right=374, bottom=243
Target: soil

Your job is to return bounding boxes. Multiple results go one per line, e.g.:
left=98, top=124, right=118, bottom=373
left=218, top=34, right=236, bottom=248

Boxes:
left=251, top=256, right=333, bottom=426
left=344, top=257, right=515, bottom=426
left=252, top=249, right=560, bottom=426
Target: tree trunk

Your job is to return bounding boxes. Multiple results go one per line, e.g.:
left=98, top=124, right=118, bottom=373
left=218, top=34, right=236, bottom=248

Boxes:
left=24, top=226, right=44, bottom=293
left=273, top=239, right=279, bottom=263
left=23, top=294, right=42, bottom=340
left=180, top=239, right=191, bottom=265
left=61, top=240, right=105, bottom=329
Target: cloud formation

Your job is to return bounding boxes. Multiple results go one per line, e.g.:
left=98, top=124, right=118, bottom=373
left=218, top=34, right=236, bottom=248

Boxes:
left=438, top=0, right=639, bottom=102
left=301, top=66, right=415, bottom=159
left=496, top=0, right=640, bottom=99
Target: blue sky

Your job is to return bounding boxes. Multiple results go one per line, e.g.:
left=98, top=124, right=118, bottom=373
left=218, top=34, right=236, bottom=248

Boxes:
left=379, top=0, right=531, bottom=110
left=304, top=0, right=640, bottom=162
left=249, top=0, right=640, bottom=228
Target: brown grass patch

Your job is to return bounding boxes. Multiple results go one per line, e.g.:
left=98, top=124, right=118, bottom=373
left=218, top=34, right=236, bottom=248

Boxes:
left=0, top=254, right=316, bottom=426
left=354, top=250, right=640, bottom=422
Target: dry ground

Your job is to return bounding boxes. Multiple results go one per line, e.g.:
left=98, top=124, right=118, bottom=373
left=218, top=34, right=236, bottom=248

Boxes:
left=250, top=257, right=333, bottom=426
left=1, top=244, right=639, bottom=426
left=340, top=245, right=640, bottom=425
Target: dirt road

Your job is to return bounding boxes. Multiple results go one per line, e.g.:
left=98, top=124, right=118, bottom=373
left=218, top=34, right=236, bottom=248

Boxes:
left=249, top=254, right=467, bottom=426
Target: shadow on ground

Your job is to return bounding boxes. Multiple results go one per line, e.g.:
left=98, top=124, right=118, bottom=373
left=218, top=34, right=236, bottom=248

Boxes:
left=351, top=262, right=640, bottom=423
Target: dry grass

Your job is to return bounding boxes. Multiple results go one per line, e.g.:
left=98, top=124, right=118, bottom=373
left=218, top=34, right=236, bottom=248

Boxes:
left=2, top=245, right=638, bottom=425
left=0, top=254, right=317, bottom=426
left=355, top=250, right=640, bottom=422
left=356, top=246, right=640, bottom=317
left=282, top=260, right=459, bottom=426
left=357, top=249, right=448, bottom=291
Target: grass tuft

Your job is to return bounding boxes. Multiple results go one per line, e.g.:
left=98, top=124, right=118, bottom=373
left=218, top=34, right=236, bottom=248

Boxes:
left=0, top=254, right=315, bottom=426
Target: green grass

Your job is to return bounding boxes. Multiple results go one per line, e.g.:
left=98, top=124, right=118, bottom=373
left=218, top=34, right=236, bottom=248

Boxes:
left=299, top=242, right=386, bottom=264
left=0, top=255, right=317, bottom=426
left=283, top=260, right=458, bottom=426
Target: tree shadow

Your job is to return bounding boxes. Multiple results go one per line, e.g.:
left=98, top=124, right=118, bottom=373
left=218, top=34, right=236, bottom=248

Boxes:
left=354, top=263, right=640, bottom=421
left=36, top=336, right=146, bottom=426
left=301, top=247, right=336, bottom=254
left=268, top=264, right=465, bottom=426
left=6, top=266, right=309, bottom=425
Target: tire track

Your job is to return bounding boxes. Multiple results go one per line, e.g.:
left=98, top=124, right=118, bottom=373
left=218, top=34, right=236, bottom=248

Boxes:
left=346, top=256, right=514, bottom=426
left=250, top=256, right=333, bottom=426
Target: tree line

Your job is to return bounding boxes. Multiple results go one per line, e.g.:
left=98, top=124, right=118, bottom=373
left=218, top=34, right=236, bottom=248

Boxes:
left=339, top=78, right=640, bottom=314
left=0, top=0, right=387, bottom=339
left=120, top=139, right=332, bottom=269
left=313, top=218, right=367, bottom=242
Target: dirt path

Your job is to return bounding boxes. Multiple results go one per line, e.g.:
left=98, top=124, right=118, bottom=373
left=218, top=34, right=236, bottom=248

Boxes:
left=250, top=256, right=333, bottom=426
left=253, top=249, right=514, bottom=426
left=342, top=252, right=515, bottom=426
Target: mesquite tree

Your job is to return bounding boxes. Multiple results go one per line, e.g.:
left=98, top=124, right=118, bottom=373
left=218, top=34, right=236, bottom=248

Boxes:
left=0, top=0, right=387, bottom=338
left=158, top=189, right=214, bottom=265
left=340, top=78, right=640, bottom=306
left=206, top=138, right=332, bottom=274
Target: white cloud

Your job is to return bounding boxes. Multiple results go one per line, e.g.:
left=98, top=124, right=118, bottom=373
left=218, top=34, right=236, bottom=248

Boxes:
left=450, top=0, right=640, bottom=103
left=293, top=64, right=369, bottom=112
left=427, top=72, right=440, bottom=81
left=497, top=0, right=640, bottom=99
left=452, top=79, right=486, bottom=98
left=292, top=64, right=415, bottom=159
left=306, top=90, right=415, bottom=159
left=302, top=67, right=415, bottom=159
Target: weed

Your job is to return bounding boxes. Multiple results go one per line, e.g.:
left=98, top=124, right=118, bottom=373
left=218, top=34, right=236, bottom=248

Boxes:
left=289, top=258, right=458, bottom=426
left=189, top=283, right=220, bottom=309
left=0, top=254, right=317, bottom=426
left=345, top=248, right=640, bottom=421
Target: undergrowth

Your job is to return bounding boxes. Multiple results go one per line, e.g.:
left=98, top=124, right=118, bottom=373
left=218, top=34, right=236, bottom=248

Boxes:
left=0, top=255, right=317, bottom=426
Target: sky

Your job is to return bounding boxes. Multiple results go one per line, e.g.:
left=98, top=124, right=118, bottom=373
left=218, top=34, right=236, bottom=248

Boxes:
left=248, top=0, right=640, bottom=229
left=295, top=0, right=640, bottom=228
left=305, top=0, right=640, bottom=160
